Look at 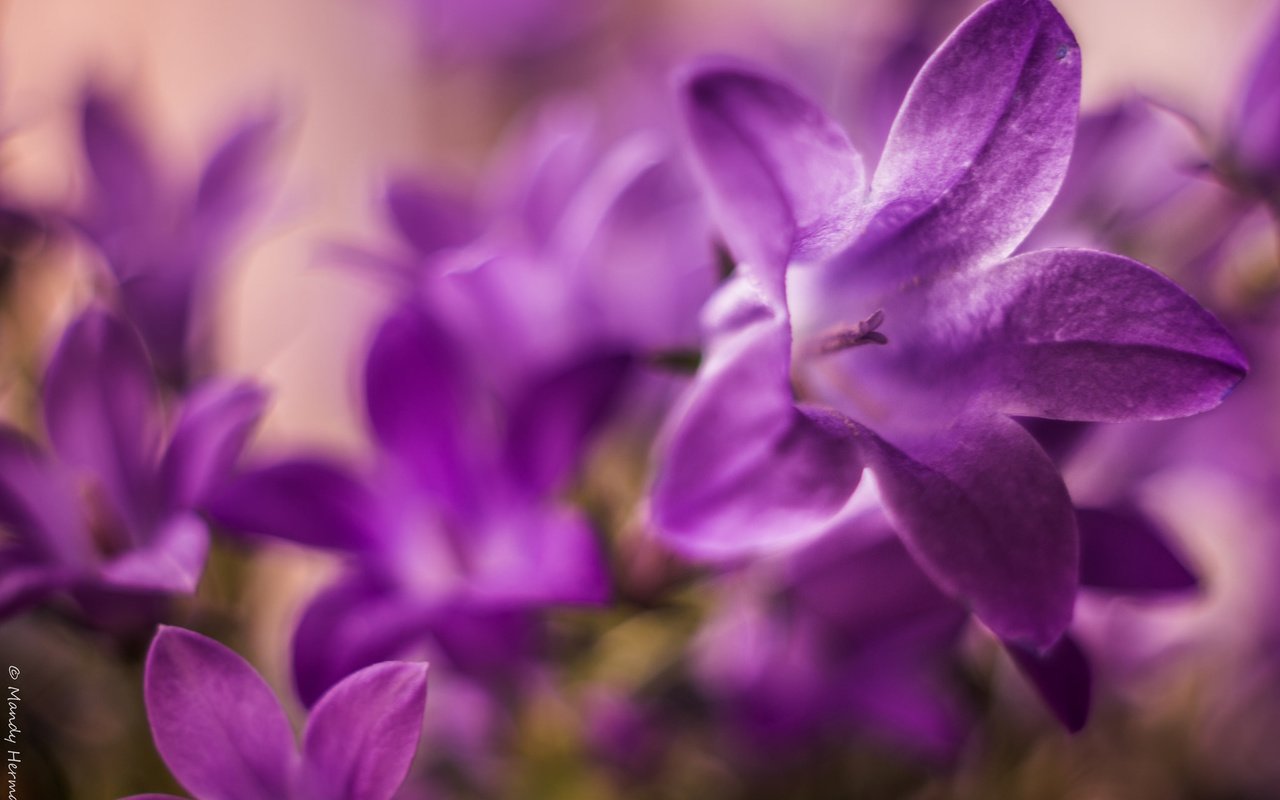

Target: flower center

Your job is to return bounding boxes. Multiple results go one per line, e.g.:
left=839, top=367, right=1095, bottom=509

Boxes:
left=804, top=309, right=889, bottom=357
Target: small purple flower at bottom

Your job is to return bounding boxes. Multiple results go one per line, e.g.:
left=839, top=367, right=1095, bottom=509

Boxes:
left=123, top=626, right=428, bottom=800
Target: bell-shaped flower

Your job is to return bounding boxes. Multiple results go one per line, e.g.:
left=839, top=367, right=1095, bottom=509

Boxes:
left=74, top=87, right=277, bottom=387
left=0, top=308, right=265, bottom=627
left=653, top=0, right=1246, bottom=651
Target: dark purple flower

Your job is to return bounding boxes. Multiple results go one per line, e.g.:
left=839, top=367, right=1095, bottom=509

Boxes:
left=0, top=307, right=265, bottom=626
left=123, top=625, right=427, bottom=800
left=76, top=87, right=276, bottom=387
left=652, top=0, right=1245, bottom=651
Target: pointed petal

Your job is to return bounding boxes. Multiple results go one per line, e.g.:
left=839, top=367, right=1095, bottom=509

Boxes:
left=161, top=380, right=267, bottom=510
left=957, top=249, right=1246, bottom=421
left=1232, top=10, right=1280, bottom=191
left=0, top=426, right=93, bottom=567
left=503, top=351, right=634, bottom=495
left=383, top=175, right=477, bottom=258
left=679, top=62, right=866, bottom=294
left=850, top=0, right=1079, bottom=283
left=858, top=414, right=1077, bottom=649
left=466, top=504, right=610, bottom=606
left=363, top=305, right=485, bottom=514
left=292, top=576, right=436, bottom=707
left=300, top=662, right=428, bottom=800
left=651, top=278, right=863, bottom=558
left=42, top=308, right=160, bottom=528
left=205, top=458, right=380, bottom=552
left=96, top=513, right=209, bottom=594
left=1077, top=506, right=1197, bottom=594
left=144, top=626, right=297, bottom=800
left=80, top=88, right=158, bottom=223
left=1007, top=634, right=1092, bottom=732
left=194, top=109, right=277, bottom=224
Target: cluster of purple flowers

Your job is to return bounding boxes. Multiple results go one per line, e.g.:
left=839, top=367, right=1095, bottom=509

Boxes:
left=2, top=0, right=1279, bottom=796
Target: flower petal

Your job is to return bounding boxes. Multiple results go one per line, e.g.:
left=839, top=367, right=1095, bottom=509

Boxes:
left=846, top=0, right=1079, bottom=284
left=144, top=626, right=297, bottom=800
left=1006, top=633, right=1092, bottom=732
left=300, top=661, right=428, bottom=800
left=363, top=305, right=486, bottom=515
left=858, top=414, right=1077, bottom=649
left=0, top=426, right=93, bottom=568
left=465, top=504, right=611, bottom=606
left=205, top=458, right=380, bottom=552
left=292, top=576, right=436, bottom=707
left=42, top=308, right=160, bottom=531
left=651, top=279, right=863, bottom=558
left=503, top=351, right=634, bottom=496
left=960, top=249, right=1246, bottom=422
left=80, top=87, right=158, bottom=225
left=679, top=62, right=866, bottom=294
left=1231, top=9, right=1280, bottom=192
left=383, top=175, right=478, bottom=258
left=193, top=109, right=278, bottom=225
left=161, top=380, right=267, bottom=511
left=1077, top=506, right=1198, bottom=594
left=96, top=513, right=209, bottom=594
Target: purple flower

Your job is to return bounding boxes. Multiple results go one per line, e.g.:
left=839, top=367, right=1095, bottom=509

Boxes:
left=123, top=626, right=428, bottom=800
left=76, top=87, right=276, bottom=387
left=208, top=302, right=615, bottom=705
left=0, top=307, right=264, bottom=627
left=652, top=0, right=1246, bottom=650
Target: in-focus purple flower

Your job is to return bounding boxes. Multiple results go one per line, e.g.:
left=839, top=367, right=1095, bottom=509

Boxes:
left=123, top=625, right=427, bottom=800
left=75, top=86, right=277, bottom=387
left=0, top=307, right=265, bottom=628
left=653, top=0, right=1246, bottom=651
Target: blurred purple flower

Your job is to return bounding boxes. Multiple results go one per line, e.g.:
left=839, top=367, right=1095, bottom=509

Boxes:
left=0, top=308, right=265, bottom=628
left=75, top=87, right=276, bottom=387
left=652, top=0, right=1245, bottom=651
left=123, top=625, right=427, bottom=800
left=209, top=302, right=615, bottom=706
left=389, top=0, right=603, bottom=62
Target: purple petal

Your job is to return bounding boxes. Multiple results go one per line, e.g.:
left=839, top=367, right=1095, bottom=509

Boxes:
left=144, top=626, right=297, bottom=800
left=679, top=62, right=865, bottom=294
left=1007, top=634, right=1092, bottom=732
left=503, top=352, right=633, bottom=495
left=95, top=513, right=209, bottom=594
left=292, top=576, right=436, bottom=707
left=651, top=280, right=863, bottom=558
left=0, top=554, right=67, bottom=619
left=300, top=661, right=428, bottom=800
left=42, top=308, right=160, bottom=530
left=0, top=426, right=93, bottom=568
left=383, top=175, right=477, bottom=258
left=205, top=458, right=380, bottom=551
left=363, top=305, right=485, bottom=514
left=858, top=414, right=1077, bottom=649
left=962, top=249, right=1246, bottom=422
left=193, top=109, right=277, bottom=224
left=844, top=0, right=1079, bottom=284
left=465, top=504, right=610, bottom=606
left=161, top=380, right=267, bottom=511
left=80, top=87, right=158, bottom=224
left=1077, top=506, right=1198, bottom=595
left=1232, top=10, right=1280, bottom=191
